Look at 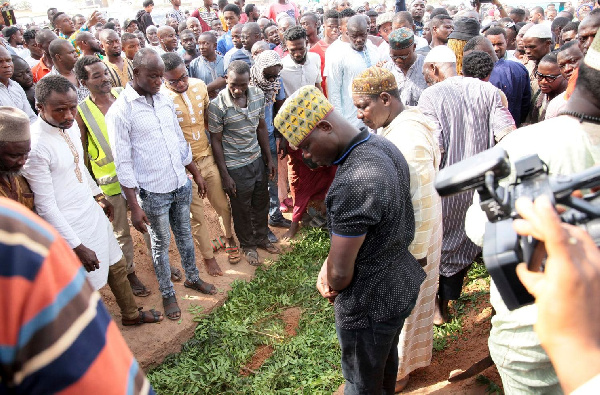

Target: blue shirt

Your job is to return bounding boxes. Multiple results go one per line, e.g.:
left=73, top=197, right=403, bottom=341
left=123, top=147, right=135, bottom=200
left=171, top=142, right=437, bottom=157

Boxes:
left=217, top=30, right=233, bottom=56
left=264, top=79, right=286, bottom=152
left=489, top=59, right=531, bottom=127
left=188, top=54, right=225, bottom=87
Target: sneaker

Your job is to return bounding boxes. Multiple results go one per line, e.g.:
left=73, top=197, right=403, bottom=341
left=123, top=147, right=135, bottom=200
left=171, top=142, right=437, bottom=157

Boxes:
left=267, top=228, right=279, bottom=243
left=269, top=217, right=292, bottom=228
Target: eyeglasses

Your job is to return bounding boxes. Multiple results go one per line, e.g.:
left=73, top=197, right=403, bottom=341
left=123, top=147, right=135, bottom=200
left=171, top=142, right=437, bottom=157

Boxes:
left=535, top=70, right=561, bottom=82
left=167, top=72, right=188, bottom=85
left=391, top=53, right=412, bottom=60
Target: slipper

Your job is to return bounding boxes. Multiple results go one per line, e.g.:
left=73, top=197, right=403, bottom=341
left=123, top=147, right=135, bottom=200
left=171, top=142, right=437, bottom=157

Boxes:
left=226, top=245, right=241, bottom=264
left=162, top=295, right=181, bottom=320
left=216, top=236, right=226, bottom=249
left=244, top=248, right=260, bottom=266
left=170, top=266, right=183, bottom=282
left=258, top=242, right=280, bottom=254
left=122, top=307, right=163, bottom=326
left=184, top=279, right=217, bottom=295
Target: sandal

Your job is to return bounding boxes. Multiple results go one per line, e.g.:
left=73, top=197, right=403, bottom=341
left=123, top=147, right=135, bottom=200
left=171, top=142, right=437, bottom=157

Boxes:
left=210, top=236, right=226, bottom=252
left=244, top=248, right=260, bottom=266
left=184, top=279, right=217, bottom=295
left=170, top=266, right=183, bottom=282
left=162, top=295, right=181, bottom=320
left=226, top=245, right=241, bottom=264
left=122, top=307, right=164, bottom=326
left=258, top=242, right=280, bottom=254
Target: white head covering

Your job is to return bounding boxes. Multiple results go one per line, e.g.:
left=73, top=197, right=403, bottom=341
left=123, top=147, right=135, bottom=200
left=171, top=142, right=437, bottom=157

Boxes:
left=424, top=45, right=457, bottom=63
left=523, top=24, right=552, bottom=39
left=0, top=106, right=30, bottom=142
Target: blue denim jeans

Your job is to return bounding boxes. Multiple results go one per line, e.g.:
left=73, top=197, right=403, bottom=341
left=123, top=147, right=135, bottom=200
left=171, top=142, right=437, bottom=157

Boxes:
left=139, top=179, right=200, bottom=298
left=268, top=149, right=284, bottom=222
left=336, top=313, right=409, bottom=395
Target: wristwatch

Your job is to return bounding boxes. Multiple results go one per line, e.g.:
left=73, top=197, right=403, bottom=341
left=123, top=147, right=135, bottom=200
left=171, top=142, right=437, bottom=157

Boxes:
left=94, top=194, right=105, bottom=202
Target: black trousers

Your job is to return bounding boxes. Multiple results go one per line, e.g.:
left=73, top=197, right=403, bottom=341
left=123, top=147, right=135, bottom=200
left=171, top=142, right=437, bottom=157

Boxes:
left=227, top=157, right=270, bottom=249
left=438, top=265, right=472, bottom=300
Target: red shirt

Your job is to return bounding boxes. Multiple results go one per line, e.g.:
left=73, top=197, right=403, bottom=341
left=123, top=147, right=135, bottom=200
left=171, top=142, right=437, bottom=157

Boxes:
left=310, top=40, right=329, bottom=96
left=32, top=56, right=51, bottom=83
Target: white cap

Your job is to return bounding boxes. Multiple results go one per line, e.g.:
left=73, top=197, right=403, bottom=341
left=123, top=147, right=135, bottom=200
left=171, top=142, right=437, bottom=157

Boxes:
left=424, top=45, right=457, bottom=64
left=523, top=24, right=552, bottom=39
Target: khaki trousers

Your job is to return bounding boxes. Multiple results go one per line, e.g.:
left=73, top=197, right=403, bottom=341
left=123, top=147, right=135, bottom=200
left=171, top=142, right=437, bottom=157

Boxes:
left=106, top=193, right=151, bottom=274
left=108, top=256, right=139, bottom=320
left=190, top=155, right=234, bottom=259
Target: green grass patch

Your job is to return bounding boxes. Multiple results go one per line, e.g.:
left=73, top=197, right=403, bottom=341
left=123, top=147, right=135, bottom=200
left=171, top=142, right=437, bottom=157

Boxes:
left=148, top=228, right=343, bottom=394
left=433, top=262, right=491, bottom=352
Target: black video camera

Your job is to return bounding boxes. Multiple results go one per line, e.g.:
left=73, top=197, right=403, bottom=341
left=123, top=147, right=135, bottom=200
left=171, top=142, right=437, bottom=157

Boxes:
left=435, top=146, right=600, bottom=310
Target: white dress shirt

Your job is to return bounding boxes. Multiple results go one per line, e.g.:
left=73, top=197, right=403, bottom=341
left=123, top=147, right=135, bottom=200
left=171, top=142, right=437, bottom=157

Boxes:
left=0, top=79, right=37, bottom=123
left=106, top=83, right=193, bottom=194
left=22, top=118, right=122, bottom=290
left=280, top=52, right=322, bottom=97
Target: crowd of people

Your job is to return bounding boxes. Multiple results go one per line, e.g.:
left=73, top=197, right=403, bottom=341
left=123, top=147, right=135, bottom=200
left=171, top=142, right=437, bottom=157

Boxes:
left=1, top=0, right=600, bottom=393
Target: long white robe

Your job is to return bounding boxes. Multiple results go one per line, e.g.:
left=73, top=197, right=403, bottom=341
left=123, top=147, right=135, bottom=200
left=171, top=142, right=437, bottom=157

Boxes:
left=22, top=117, right=122, bottom=290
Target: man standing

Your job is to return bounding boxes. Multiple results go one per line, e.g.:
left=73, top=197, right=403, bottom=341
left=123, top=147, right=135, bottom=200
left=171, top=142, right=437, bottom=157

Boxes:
left=417, top=14, right=453, bottom=55
left=136, top=0, right=155, bottom=34
left=545, top=41, right=584, bottom=119
left=45, top=40, right=90, bottom=103
left=161, top=53, right=240, bottom=273
left=2, top=26, right=26, bottom=57
left=238, top=22, right=262, bottom=65
left=470, top=32, right=531, bottom=126
left=31, top=29, right=57, bottom=82
left=418, top=46, right=515, bottom=324
left=11, top=56, right=36, bottom=114
left=383, top=28, right=427, bottom=106
left=186, top=17, right=203, bottom=40
left=309, top=9, right=339, bottom=94
left=409, top=0, right=426, bottom=36
left=191, top=0, right=220, bottom=32
left=529, top=6, right=545, bottom=25
left=75, top=31, right=104, bottom=58
left=23, top=29, right=43, bottom=68
left=245, top=4, right=260, bottom=23
left=223, top=24, right=244, bottom=69
left=275, top=85, right=424, bottom=394
left=167, top=0, right=186, bottom=25
left=74, top=56, right=150, bottom=297
left=522, top=24, right=552, bottom=97
left=179, top=29, right=200, bottom=67
left=100, top=29, right=133, bottom=88
left=23, top=75, right=163, bottom=326
left=146, top=25, right=161, bottom=50
left=0, top=47, right=36, bottom=122
left=107, top=49, right=217, bottom=321
left=54, top=11, right=102, bottom=56
left=281, top=26, right=322, bottom=95
left=121, top=32, right=141, bottom=61
left=0, top=107, right=34, bottom=209
left=325, top=15, right=380, bottom=128
left=217, top=4, right=241, bottom=55
left=351, top=66, right=442, bottom=393
left=208, top=61, right=278, bottom=266
left=189, top=32, right=226, bottom=98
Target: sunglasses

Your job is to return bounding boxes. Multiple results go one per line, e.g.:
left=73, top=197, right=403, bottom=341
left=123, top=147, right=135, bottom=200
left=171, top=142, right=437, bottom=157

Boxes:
left=391, top=53, right=412, bottom=60
left=535, top=70, right=561, bottom=82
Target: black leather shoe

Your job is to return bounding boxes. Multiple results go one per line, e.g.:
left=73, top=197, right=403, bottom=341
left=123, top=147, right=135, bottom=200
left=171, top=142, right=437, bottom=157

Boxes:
left=269, top=217, right=292, bottom=228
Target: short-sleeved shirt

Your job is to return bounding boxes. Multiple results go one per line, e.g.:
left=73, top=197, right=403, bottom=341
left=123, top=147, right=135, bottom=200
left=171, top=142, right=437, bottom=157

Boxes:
left=208, top=86, right=265, bottom=169
left=264, top=78, right=286, bottom=138
left=189, top=54, right=225, bottom=87
left=161, top=78, right=212, bottom=162
left=280, top=52, right=322, bottom=97
left=326, top=129, right=426, bottom=330
left=103, top=57, right=134, bottom=88
left=31, top=57, right=51, bottom=83
left=266, top=1, right=299, bottom=21
left=217, top=30, right=233, bottom=56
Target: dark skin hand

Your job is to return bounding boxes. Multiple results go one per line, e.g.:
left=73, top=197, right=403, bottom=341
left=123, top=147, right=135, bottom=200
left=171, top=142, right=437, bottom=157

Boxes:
left=277, top=137, right=288, bottom=160
left=95, top=194, right=114, bottom=222
left=74, top=244, right=100, bottom=272
left=316, top=234, right=366, bottom=302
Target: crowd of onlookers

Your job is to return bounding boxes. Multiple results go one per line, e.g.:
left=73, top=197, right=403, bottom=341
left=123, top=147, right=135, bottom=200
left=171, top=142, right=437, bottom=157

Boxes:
left=1, top=0, right=600, bottom=393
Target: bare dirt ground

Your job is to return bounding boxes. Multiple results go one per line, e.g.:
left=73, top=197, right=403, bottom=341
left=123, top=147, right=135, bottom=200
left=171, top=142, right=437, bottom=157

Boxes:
left=100, top=201, right=502, bottom=394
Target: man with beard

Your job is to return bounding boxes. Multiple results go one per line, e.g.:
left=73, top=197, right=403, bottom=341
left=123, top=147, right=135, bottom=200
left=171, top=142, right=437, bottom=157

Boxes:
left=100, top=29, right=133, bottom=88
left=189, top=32, right=226, bottom=98
left=23, top=75, right=164, bottom=326
left=121, top=32, right=140, bottom=61
left=161, top=53, right=240, bottom=273
left=382, top=28, right=427, bottom=106
left=545, top=41, right=584, bottom=118
left=10, top=55, right=36, bottom=113
left=2, top=26, right=26, bottom=57
left=325, top=15, right=381, bottom=128
left=526, top=53, right=567, bottom=124
left=157, top=25, right=179, bottom=55
left=0, top=47, right=35, bottom=123
left=179, top=29, right=199, bottom=67
left=522, top=23, right=552, bottom=99
left=281, top=26, right=322, bottom=95
left=417, top=14, right=454, bottom=55
left=75, top=31, right=104, bottom=58
left=0, top=107, right=34, bottom=210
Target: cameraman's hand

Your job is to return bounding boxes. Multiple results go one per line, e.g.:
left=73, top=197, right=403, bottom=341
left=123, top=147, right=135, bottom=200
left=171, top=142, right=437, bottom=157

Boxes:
left=513, top=196, right=600, bottom=393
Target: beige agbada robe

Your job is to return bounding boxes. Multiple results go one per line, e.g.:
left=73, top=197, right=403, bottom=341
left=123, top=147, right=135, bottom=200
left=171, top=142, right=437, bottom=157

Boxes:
left=381, top=107, right=443, bottom=379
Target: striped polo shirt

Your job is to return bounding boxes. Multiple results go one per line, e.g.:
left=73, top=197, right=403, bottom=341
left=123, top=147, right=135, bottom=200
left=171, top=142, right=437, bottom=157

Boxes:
left=208, top=86, right=265, bottom=169
left=0, top=197, right=154, bottom=394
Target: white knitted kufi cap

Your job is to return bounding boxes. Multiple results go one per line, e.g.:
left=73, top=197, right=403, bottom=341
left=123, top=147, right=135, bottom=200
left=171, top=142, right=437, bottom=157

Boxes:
left=424, top=45, right=457, bottom=63
left=523, top=24, right=552, bottom=39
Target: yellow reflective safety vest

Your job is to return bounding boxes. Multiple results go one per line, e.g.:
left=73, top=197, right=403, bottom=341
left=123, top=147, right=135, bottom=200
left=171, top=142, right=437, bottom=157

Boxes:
left=77, top=88, right=122, bottom=196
